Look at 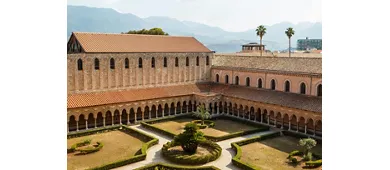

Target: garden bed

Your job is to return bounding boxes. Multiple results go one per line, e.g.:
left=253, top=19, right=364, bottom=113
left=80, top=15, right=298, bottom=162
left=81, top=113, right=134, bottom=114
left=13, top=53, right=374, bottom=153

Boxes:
left=67, top=126, right=158, bottom=170
left=134, top=163, right=220, bottom=170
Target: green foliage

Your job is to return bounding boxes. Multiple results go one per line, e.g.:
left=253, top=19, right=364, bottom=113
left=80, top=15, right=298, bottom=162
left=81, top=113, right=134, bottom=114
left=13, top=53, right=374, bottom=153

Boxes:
left=161, top=140, right=222, bottom=165
left=193, top=105, right=211, bottom=125
left=287, top=150, right=303, bottom=159
left=305, top=160, right=322, bottom=168
left=134, top=162, right=220, bottom=170
left=285, top=27, right=295, bottom=38
left=77, top=142, right=104, bottom=155
left=291, top=157, right=298, bottom=164
left=299, top=138, right=317, bottom=157
left=123, top=28, right=169, bottom=35
left=173, top=123, right=205, bottom=154
left=192, top=120, right=215, bottom=129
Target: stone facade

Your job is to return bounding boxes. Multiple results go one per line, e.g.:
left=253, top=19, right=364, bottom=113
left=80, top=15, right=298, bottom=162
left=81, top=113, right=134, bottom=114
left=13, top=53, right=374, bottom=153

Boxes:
left=67, top=52, right=213, bottom=94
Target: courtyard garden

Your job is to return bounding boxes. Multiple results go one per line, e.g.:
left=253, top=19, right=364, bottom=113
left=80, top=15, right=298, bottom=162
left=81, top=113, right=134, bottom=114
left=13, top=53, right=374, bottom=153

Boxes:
left=67, top=126, right=158, bottom=170
left=232, top=132, right=322, bottom=170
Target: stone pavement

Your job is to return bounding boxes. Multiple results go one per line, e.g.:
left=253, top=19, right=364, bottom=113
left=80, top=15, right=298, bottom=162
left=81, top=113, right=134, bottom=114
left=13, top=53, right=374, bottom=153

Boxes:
left=113, top=125, right=279, bottom=170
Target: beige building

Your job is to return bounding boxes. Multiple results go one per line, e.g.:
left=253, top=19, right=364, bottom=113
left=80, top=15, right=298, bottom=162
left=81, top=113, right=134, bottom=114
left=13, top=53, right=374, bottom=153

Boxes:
left=67, top=32, right=322, bottom=137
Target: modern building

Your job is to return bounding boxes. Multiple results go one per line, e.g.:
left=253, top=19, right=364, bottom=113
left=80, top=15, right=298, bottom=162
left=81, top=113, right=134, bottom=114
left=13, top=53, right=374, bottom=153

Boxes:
left=240, top=42, right=265, bottom=53
left=67, top=32, right=322, bottom=137
left=297, top=37, right=322, bottom=50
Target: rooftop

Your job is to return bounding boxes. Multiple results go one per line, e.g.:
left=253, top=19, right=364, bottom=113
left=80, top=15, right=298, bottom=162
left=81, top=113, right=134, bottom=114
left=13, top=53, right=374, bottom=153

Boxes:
left=69, top=32, right=212, bottom=53
left=213, top=53, right=322, bottom=74
left=68, top=83, right=321, bottom=113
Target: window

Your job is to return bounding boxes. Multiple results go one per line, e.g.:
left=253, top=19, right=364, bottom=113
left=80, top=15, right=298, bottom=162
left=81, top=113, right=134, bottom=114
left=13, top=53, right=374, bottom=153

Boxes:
left=196, top=56, right=199, bottom=66
left=235, top=76, right=239, bottom=85
left=300, top=82, right=306, bottom=94
left=77, top=59, right=83, bottom=70
left=94, top=58, right=99, bottom=70
left=175, top=57, right=179, bottom=67
left=138, top=58, right=143, bottom=68
left=317, top=84, right=322, bottom=97
left=225, top=75, right=229, bottom=84
left=258, top=78, right=262, bottom=88
left=186, top=57, right=189, bottom=66
left=110, top=58, right=115, bottom=69
left=271, top=79, right=276, bottom=90
left=246, top=77, right=250, bottom=87
left=216, top=74, right=219, bottom=83
left=163, top=57, right=167, bottom=67
left=285, top=81, right=290, bottom=92
left=206, top=56, right=209, bottom=65
left=125, top=58, right=129, bottom=69
left=151, top=57, right=155, bottom=68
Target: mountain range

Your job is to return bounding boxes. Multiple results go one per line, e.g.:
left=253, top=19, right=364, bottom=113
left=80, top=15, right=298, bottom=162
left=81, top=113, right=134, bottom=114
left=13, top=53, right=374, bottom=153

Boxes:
left=67, top=5, right=322, bottom=52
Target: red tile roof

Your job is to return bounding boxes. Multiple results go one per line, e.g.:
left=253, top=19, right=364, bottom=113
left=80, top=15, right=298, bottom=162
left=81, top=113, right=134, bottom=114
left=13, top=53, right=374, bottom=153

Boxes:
left=71, top=32, right=212, bottom=53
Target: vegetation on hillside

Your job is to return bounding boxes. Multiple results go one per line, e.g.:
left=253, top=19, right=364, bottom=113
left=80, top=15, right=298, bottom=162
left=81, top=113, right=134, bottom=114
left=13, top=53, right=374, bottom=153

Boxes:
left=122, top=28, right=169, bottom=35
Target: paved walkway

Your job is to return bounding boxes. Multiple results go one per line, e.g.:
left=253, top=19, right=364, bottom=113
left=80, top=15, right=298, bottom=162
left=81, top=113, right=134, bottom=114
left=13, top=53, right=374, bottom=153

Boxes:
left=113, top=125, right=279, bottom=170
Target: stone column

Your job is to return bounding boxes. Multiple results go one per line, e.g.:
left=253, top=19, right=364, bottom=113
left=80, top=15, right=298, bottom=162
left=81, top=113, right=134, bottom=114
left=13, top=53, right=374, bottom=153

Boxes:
left=268, top=116, right=270, bottom=125
left=103, top=117, right=106, bottom=127
left=142, top=111, right=144, bottom=121
left=227, top=107, right=229, bottom=115
left=134, top=113, right=137, bottom=123
left=162, top=108, right=165, bottom=117
left=180, top=105, right=183, bottom=114
left=76, top=121, right=79, bottom=131
left=127, top=113, right=130, bottom=125
left=186, top=105, right=189, bottom=113
left=289, top=121, right=291, bottom=130
left=111, top=115, right=114, bottom=126
left=149, top=111, right=151, bottom=119
left=86, top=120, right=88, bottom=130
left=119, top=114, right=122, bottom=125
left=67, top=122, right=69, bottom=133
left=94, top=119, right=97, bottom=128
left=237, top=109, right=240, bottom=117
left=174, top=107, right=177, bottom=115
left=305, top=124, right=307, bottom=134
left=274, top=120, right=277, bottom=128
left=217, top=105, right=220, bottom=114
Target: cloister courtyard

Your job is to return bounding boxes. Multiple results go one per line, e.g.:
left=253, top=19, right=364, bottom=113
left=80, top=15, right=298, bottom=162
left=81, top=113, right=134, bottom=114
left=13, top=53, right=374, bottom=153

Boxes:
left=67, top=113, right=322, bottom=170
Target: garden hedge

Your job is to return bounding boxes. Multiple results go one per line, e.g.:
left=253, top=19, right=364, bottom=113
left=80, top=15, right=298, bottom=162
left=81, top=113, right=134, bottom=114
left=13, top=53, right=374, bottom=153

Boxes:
left=134, top=163, right=220, bottom=170
left=67, top=125, right=159, bottom=170
left=141, top=115, right=269, bottom=142
left=77, top=142, right=104, bottom=155
left=161, top=140, right=222, bottom=165
left=231, top=131, right=281, bottom=170
left=305, top=160, right=322, bottom=168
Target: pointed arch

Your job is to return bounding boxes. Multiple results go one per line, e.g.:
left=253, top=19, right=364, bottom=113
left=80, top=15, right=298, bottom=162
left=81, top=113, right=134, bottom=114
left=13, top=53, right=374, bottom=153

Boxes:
left=246, top=77, right=250, bottom=87
left=69, top=115, right=77, bottom=131
left=105, top=111, right=112, bottom=126
left=317, top=84, right=322, bottom=97
left=110, top=58, right=115, bottom=69
left=298, top=117, right=306, bottom=133
left=196, top=56, right=199, bottom=66
left=164, top=103, right=170, bottom=116
left=307, top=118, right=314, bottom=135
left=163, top=57, right=167, bottom=67
left=258, top=78, right=263, bottom=88
left=284, top=80, right=290, bottom=92
left=283, top=114, right=289, bottom=129
left=157, top=104, right=163, bottom=117
left=144, top=106, right=150, bottom=119
left=216, top=74, right=219, bottom=83
left=206, top=56, right=209, bottom=65
left=235, top=76, right=239, bottom=85
left=138, top=57, right=143, bottom=68
left=151, top=105, right=157, bottom=118
left=113, top=110, right=120, bottom=125
left=170, top=102, right=175, bottom=115
left=96, top=112, right=103, bottom=127
left=94, top=58, right=99, bottom=70
left=87, top=113, right=94, bottom=129
left=121, top=109, right=128, bottom=124
left=186, top=57, right=189, bottom=66
left=300, top=82, right=307, bottom=94
left=225, top=75, right=229, bottom=84
left=125, top=58, right=129, bottom=69
left=151, top=57, right=155, bottom=68
left=77, top=59, right=83, bottom=70
left=175, top=57, right=179, bottom=67
left=136, top=107, right=142, bottom=121
left=271, top=79, right=276, bottom=90
left=129, top=108, right=135, bottom=123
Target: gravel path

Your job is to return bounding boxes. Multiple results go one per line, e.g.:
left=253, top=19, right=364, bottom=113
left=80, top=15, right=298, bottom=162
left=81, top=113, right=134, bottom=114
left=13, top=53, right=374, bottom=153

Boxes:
left=113, top=124, right=279, bottom=170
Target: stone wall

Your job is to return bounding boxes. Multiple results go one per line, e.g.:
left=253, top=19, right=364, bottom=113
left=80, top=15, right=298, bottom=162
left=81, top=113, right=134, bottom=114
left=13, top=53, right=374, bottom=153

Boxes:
left=67, top=52, right=213, bottom=94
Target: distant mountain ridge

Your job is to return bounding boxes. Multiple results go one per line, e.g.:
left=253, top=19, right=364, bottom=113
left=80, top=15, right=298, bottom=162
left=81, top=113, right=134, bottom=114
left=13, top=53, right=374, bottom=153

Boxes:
left=67, top=5, right=322, bottom=52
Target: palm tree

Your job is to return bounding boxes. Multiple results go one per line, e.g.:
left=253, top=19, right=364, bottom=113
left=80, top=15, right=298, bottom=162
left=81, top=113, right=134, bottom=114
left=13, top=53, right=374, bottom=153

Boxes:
left=256, top=25, right=267, bottom=56
left=285, top=27, right=295, bottom=57
left=193, top=105, right=211, bottom=125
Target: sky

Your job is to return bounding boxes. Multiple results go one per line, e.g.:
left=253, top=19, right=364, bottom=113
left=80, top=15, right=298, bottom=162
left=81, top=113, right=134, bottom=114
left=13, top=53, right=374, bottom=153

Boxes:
left=67, top=0, right=322, bottom=32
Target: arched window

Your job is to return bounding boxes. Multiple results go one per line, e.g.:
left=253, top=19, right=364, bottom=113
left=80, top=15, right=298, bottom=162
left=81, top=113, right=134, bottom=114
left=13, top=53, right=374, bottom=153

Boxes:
left=271, top=79, right=276, bottom=90
left=246, top=77, right=250, bottom=87
left=138, top=58, right=143, bottom=68
left=77, top=59, right=83, bottom=70
left=125, top=58, right=129, bottom=69
left=285, top=80, right=290, bottom=92
left=151, top=57, right=155, bottom=68
left=258, top=78, right=262, bottom=88
left=175, top=57, right=179, bottom=67
left=216, top=74, right=219, bottom=83
left=186, top=57, right=189, bottom=66
left=235, top=76, right=239, bottom=85
left=206, top=56, right=209, bottom=65
left=196, top=56, right=199, bottom=66
left=225, top=75, right=229, bottom=84
left=110, top=58, right=115, bottom=69
left=317, top=84, right=322, bottom=97
left=163, top=57, right=167, bottom=67
left=300, top=82, right=306, bottom=94
left=94, top=58, right=99, bottom=70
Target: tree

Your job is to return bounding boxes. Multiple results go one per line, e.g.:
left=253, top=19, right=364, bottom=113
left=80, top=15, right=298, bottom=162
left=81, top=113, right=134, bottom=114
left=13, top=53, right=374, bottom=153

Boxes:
left=256, top=25, right=267, bottom=56
left=173, top=123, right=205, bottom=154
left=299, top=138, right=317, bottom=160
left=123, top=27, right=169, bottom=35
left=193, top=105, right=211, bottom=125
left=285, top=27, right=295, bottom=57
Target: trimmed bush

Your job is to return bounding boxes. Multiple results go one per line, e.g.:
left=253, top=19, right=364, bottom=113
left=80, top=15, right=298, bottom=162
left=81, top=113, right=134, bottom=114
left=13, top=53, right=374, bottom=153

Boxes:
left=291, top=158, right=298, bottom=164
left=305, top=160, right=322, bottom=168
left=287, top=150, right=303, bottom=159
left=134, top=162, right=220, bottom=170
left=68, top=139, right=92, bottom=153
left=77, top=142, right=104, bottom=155
left=161, top=140, right=222, bottom=165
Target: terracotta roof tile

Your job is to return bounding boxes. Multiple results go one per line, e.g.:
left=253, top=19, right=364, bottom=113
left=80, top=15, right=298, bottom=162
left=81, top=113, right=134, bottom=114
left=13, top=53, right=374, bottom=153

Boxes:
left=72, top=32, right=212, bottom=53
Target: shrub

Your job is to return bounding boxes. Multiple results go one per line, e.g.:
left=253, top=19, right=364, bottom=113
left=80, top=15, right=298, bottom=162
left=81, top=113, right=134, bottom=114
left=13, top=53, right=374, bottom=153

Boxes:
left=134, top=162, right=220, bottom=170
left=305, top=160, right=322, bottom=167
left=287, top=150, right=303, bottom=159
left=77, top=142, right=104, bottom=155
left=173, top=123, right=205, bottom=154
left=291, top=157, right=298, bottom=164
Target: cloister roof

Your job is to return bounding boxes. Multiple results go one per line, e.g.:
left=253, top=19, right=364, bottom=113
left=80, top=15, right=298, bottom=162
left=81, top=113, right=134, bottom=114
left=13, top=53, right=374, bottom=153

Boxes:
left=68, top=83, right=321, bottom=113
left=212, top=54, right=322, bottom=74
left=70, top=32, right=212, bottom=53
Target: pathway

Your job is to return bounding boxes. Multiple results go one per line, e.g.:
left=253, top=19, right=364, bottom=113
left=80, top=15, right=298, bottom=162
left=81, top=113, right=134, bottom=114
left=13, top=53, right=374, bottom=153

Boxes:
left=113, top=125, right=280, bottom=170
